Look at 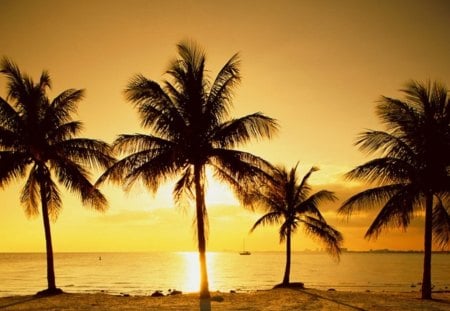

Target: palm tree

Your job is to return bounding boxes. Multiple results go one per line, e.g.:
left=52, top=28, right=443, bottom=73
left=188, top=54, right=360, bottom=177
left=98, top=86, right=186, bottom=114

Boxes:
left=0, top=58, right=114, bottom=296
left=97, top=41, right=278, bottom=299
left=339, top=80, right=450, bottom=299
left=250, top=164, right=343, bottom=286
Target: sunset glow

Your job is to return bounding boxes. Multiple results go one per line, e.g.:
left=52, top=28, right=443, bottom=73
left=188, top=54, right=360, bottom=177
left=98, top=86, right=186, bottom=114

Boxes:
left=180, top=252, right=216, bottom=293
left=1, top=0, right=449, bottom=254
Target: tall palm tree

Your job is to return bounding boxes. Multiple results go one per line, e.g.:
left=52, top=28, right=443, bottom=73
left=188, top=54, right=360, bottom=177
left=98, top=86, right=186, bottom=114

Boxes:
left=97, top=41, right=278, bottom=299
left=0, top=58, right=114, bottom=296
left=250, top=164, right=343, bottom=286
left=339, top=80, right=450, bottom=299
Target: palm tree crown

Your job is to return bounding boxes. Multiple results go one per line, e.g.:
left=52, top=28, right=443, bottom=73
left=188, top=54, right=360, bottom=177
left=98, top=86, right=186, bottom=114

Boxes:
left=0, top=57, right=114, bottom=294
left=339, top=80, right=450, bottom=299
left=97, top=41, right=278, bottom=299
left=251, top=164, right=343, bottom=285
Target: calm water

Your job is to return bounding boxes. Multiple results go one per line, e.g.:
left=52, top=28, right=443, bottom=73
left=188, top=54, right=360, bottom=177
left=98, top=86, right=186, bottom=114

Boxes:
left=0, top=252, right=449, bottom=297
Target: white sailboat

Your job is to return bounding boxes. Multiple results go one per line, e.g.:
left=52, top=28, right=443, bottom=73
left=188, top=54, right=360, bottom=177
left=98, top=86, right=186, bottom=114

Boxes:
left=239, top=239, right=251, bottom=255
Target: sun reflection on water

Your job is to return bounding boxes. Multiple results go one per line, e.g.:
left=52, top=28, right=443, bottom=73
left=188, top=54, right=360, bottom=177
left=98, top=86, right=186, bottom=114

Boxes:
left=179, top=252, right=216, bottom=293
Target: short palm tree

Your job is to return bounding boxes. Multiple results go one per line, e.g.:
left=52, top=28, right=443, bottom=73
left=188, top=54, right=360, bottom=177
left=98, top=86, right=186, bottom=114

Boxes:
left=0, top=58, right=114, bottom=295
left=339, top=80, right=450, bottom=299
left=250, top=164, right=343, bottom=286
left=97, top=41, right=278, bottom=299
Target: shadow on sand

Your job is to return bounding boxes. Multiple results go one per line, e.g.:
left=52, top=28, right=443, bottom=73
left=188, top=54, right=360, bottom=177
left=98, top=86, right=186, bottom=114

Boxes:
left=199, top=297, right=211, bottom=311
left=292, top=288, right=367, bottom=311
left=0, top=296, right=39, bottom=309
left=0, top=289, right=63, bottom=309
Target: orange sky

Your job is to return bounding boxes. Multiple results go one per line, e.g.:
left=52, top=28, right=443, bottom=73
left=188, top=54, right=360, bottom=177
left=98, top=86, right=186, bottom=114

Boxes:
left=1, top=0, right=449, bottom=252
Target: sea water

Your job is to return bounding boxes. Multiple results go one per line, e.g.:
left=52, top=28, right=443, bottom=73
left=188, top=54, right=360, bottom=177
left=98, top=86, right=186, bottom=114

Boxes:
left=0, top=252, right=448, bottom=297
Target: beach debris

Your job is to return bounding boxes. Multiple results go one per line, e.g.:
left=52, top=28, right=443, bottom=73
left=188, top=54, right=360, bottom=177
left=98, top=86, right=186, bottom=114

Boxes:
left=168, top=289, right=182, bottom=295
left=120, top=293, right=130, bottom=297
left=327, top=288, right=336, bottom=292
left=230, top=290, right=237, bottom=294
left=151, top=290, right=165, bottom=297
left=211, top=296, right=224, bottom=302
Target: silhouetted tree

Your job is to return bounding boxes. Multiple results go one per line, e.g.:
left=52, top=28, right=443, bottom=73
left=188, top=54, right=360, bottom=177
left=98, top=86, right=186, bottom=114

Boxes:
left=339, top=80, right=450, bottom=299
left=250, top=164, right=342, bottom=286
left=97, top=41, right=278, bottom=299
left=0, top=58, right=114, bottom=295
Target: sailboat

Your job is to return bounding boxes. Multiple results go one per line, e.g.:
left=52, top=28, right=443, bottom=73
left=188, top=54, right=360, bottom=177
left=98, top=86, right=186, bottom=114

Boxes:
left=239, top=239, right=251, bottom=255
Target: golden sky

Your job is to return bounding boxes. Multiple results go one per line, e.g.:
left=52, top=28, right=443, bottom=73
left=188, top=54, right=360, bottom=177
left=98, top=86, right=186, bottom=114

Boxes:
left=1, top=0, right=449, bottom=252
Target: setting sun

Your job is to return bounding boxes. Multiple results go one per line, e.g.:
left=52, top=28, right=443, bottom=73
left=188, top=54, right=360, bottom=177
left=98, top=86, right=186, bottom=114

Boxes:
left=180, top=252, right=216, bottom=293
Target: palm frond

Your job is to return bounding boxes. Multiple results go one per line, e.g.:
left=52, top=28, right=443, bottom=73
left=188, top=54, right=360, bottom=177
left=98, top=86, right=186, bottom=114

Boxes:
left=44, top=177, right=63, bottom=221
left=301, top=215, right=343, bottom=259
left=0, top=57, right=26, bottom=102
left=364, top=187, right=420, bottom=239
left=125, top=75, right=186, bottom=137
left=339, top=184, right=405, bottom=217
left=295, top=166, right=318, bottom=201
left=376, top=96, right=421, bottom=134
left=0, top=97, right=20, bottom=131
left=0, top=127, right=20, bottom=149
left=345, top=157, right=413, bottom=185
left=176, top=40, right=206, bottom=76
left=38, top=70, right=52, bottom=91
left=20, top=166, right=40, bottom=218
left=166, top=40, right=206, bottom=113
left=173, top=166, right=194, bottom=205
left=96, top=145, right=175, bottom=189
left=112, top=133, right=174, bottom=156
left=250, top=211, right=282, bottom=232
left=205, top=53, right=241, bottom=124
left=0, top=151, right=29, bottom=187
left=433, top=197, right=450, bottom=249
left=51, top=138, right=115, bottom=170
left=47, top=121, right=83, bottom=143
left=401, top=80, right=431, bottom=111
left=213, top=113, right=279, bottom=148
left=209, top=156, right=275, bottom=208
left=48, top=89, right=84, bottom=124
left=297, top=190, right=337, bottom=220
left=209, top=149, right=275, bottom=201
left=355, top=130, right=415, bottom=160
left=52, top=157, right=107, bottom=211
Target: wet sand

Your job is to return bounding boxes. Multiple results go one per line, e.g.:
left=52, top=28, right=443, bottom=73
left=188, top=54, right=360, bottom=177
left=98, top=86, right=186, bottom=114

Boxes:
left=1, top=288, right=449, bottom=311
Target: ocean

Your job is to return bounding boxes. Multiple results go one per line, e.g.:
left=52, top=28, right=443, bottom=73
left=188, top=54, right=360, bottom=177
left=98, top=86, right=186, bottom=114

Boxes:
left=0, top=252, right=449, bottom=297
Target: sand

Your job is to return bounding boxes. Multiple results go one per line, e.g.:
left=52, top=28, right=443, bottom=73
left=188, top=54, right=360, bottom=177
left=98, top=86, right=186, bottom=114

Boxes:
left=0, top=288, right=449, bottom=311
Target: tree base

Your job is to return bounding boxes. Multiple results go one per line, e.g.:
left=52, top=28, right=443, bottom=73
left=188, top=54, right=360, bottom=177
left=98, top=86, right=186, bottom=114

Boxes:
left=273, top=282, right=304, bottom=289
left=36, top=288, right=64, bottom=297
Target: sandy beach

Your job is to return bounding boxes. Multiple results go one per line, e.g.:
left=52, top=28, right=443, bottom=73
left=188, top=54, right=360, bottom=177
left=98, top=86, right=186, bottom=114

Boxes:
left=1, top=288, right=449, bottom=311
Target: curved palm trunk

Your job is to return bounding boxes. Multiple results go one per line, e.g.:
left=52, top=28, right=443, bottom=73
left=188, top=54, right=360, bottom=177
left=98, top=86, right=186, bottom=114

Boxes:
left=194, top=164, right=210, bottom=299
left=421, top=193, right=433, bottom=299
left=40, top=184, right=57, bottom=292
left=282, top=228, right=292, bottom=285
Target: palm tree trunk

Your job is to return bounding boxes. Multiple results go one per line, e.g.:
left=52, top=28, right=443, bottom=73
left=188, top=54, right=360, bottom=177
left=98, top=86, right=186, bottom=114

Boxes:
left=421, top=193, right=433, bottom=299
left=282, top=228, right=291, bottom=285
left=194, top=164, right=210, bottom=299
left=40, top=184, right=57, bottom=291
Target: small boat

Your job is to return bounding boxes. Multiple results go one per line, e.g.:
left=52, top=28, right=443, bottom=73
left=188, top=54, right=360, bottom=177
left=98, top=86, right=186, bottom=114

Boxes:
left=239, top=239, right=251, bottom=255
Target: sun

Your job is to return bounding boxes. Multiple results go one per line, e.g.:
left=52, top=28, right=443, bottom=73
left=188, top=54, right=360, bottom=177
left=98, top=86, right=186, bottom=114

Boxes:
left=179, top=252, right=216, bottom=293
